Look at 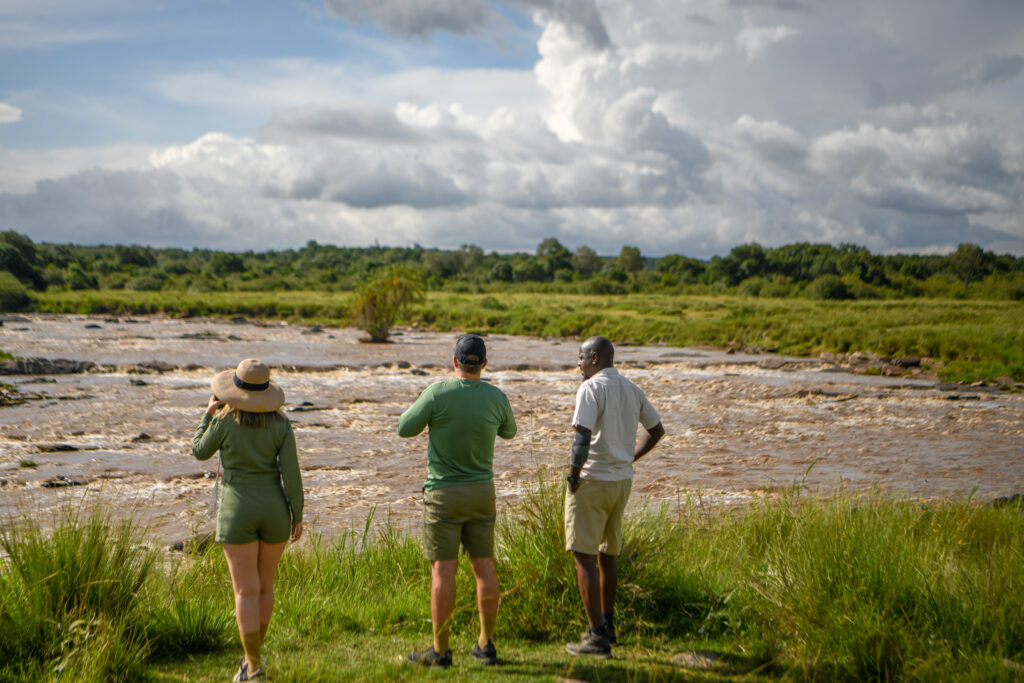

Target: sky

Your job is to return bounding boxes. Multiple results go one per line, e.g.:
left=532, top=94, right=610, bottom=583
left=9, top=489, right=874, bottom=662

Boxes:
left=1, top=0, right=1023, bottom=258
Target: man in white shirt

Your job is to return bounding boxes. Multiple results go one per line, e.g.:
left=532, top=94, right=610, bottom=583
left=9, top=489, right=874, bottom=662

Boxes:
left=564, top=336, right=664, bottom=658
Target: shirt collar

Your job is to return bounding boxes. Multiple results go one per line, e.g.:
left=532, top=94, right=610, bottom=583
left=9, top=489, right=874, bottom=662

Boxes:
left=590, top=366, right=618, bottom=380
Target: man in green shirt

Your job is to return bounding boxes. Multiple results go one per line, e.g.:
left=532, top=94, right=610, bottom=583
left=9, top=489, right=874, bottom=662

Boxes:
left=398, top=334, right=517, bottom=669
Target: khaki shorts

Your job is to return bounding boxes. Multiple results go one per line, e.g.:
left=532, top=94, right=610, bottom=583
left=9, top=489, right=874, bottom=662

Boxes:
left=564, top=478, right=632, bottom=556
left=422, top=482, right=496, bottom=562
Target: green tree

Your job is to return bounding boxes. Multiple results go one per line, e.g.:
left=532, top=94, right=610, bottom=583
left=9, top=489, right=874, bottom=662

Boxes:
left=0, top=271, right=30, bottom=311
left=65, top=263, right=98, bottom=290
left=655, top=254, right=705, bottom=283
left=0, top=231, right=44, bottom=289
left=114, top=245, right=157, bottom=268
left=205, top=252, right=247, bottom=276
left=490, top=262, right=513, bottom=282
left=571, top=245, right=601, bottom=276
left=353, top=264, right=425, bottom=343
left=615, top=245, right=644, bottom=275
left=423, top=250, right=464, bottom=279
left=948, top=243, right=993, bottom=289
left=459, top=244, right=485, bottom=273
left=536, top=238, right=571, bottom=277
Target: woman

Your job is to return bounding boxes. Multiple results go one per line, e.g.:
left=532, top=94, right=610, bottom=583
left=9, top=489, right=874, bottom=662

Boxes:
left=192, top=358, right=304, bottom=682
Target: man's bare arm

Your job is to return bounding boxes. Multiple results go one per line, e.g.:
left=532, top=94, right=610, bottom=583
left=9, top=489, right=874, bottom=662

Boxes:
left=633, top=422, right=664, bottom=462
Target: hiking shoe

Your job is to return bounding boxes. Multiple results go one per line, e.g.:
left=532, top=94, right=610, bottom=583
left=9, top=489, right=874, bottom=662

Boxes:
left=407, top=646, right=453, bottom=669
left=470, top=640, right=499, bottom=665
left=603, top=616, right=617, bottom=645
left=565, top=627, right=611, bottom=658
left=247, top=668, right=266, bottom=681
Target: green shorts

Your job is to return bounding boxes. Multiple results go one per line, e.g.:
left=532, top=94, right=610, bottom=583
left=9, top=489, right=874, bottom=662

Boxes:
left=217, top=480, right=292, bottom=545
left=564, top=478, right=632, bottom=556
left=422, top=482, right=496, bottom=562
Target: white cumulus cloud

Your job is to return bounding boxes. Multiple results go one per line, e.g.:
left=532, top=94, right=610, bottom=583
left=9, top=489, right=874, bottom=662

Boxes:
left=0, top=102, right=22, bottom=123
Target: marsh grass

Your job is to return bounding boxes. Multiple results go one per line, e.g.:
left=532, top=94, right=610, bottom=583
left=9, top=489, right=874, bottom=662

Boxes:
left=33, top=290, right=1024, bottom=382
left=1, top=485, right=1021, bottom=680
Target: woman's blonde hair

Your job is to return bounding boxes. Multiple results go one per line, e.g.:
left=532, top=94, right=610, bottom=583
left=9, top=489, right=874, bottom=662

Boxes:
left=216, top=404, right=286, bottom=427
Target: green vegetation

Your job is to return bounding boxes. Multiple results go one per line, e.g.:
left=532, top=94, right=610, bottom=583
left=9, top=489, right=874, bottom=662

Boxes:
left=3, top=230, right=1024, bottom=300
left=5, top=229, right=1024, bottom=380
left=1, top=483, right=1022, bottom=681
left=0, top=270, right=31, bottom=312
left=352, top=263, right=426, bottom=342
left=31, top=290, right=1024, bottom=382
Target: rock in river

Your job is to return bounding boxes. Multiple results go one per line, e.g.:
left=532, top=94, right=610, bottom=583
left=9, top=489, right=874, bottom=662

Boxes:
left=0, top=358, right=97, bottom=375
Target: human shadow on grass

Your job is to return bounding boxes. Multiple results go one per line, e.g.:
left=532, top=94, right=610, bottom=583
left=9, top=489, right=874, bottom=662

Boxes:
left=473, top=647, right=767, bottom=681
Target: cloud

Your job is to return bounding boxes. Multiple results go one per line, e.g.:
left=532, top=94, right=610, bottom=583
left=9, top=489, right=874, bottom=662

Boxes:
left=323, top=0, right=492, bottom=38
left=808, top=122, right=1020, bottom=215
left=153, top=60, right=544, bottom=122
left=323, top=0, right=612, bottom=49
left=511, top=0, right=611, bottom=49
left=0, top=102, right=22, bottom=124
left=735, top=24, right=798, bottom=62
left=971, top=54, right=1024, bottom=86
left=3, top=0, right=1024, bottom=257
left=733, top=115, right=807, bottom=165
left=727, top=0, right=811, bottom=11
left=0, top=20, right=118, bottom=51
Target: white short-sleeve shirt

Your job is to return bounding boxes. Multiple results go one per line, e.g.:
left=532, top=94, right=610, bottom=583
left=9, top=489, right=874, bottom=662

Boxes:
left=571, top=367, right=661, bottom=482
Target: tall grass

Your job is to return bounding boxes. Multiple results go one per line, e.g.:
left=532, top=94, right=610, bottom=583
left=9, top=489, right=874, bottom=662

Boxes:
left=0, top=507, right=156, bottom=681
left=1, top=485, right=1021, bottom=680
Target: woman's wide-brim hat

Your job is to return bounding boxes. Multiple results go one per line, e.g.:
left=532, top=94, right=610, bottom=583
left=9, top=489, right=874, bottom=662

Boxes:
left=211, top=358, right=285, bottom=413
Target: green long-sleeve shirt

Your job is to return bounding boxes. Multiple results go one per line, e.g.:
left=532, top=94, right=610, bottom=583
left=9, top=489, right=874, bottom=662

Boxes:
left=192, top=413, right=304, bottom=523
left=398, top=378, right=517, bottom=491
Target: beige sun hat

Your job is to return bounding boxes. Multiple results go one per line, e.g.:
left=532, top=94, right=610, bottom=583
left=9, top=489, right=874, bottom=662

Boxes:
left=211, top=359, right=285, bottom=413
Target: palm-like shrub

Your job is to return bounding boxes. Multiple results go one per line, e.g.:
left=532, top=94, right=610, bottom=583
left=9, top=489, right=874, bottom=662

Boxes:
left=352, top=264, right=425, bottom=342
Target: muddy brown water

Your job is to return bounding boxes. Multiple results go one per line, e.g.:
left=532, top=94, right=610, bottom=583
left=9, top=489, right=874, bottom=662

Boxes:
left=1, top=314, right=1022, bottom=545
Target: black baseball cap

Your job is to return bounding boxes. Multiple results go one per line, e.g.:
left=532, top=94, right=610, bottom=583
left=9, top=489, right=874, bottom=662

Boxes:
left=454, top=334, right=486, bottom=365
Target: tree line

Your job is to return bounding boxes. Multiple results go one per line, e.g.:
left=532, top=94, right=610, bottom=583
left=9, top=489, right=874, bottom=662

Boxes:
left=2, top=230, right=1023, bottom=311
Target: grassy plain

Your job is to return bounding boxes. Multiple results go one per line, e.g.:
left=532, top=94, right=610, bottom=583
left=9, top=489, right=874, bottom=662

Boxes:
left=1, top=482, right=1022, bottom=681
left=29, top=289, right=1024, bottom=382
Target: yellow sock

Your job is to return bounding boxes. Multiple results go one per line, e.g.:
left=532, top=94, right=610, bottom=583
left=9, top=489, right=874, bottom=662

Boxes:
left=241, top=631, right=261, bottom=671
left=259, top=623, right=269, bottom=648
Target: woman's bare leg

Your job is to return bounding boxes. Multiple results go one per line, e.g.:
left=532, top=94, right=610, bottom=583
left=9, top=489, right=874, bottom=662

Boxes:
left=256, top=540, right=288, bottom=647
left=222, top=542, right=262, bottom=671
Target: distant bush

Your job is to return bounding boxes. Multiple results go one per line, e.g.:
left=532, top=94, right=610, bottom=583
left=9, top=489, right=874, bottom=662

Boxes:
left=0, top=270, right=30, bottom=311
left=582, top=278, right=627, bottom=295
left=65, top=263, right=98, bottom=291
left=127, top=274, right=166, bottom=291
left=806, top=274, right=852, bottom=300
left=479, top=295, right=506, bottom=311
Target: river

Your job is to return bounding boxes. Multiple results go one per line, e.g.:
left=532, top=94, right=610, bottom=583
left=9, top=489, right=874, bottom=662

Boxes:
left=1, top=314, right=1021, bottom=545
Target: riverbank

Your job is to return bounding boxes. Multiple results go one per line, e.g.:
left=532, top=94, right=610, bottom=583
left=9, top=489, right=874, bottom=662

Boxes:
left=23, top=290, right=1024, bottom=383
left=1, top=484, right=1022, bottom=681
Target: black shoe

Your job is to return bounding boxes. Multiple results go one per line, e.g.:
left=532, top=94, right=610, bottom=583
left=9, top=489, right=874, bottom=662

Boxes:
left=470, top=640, right=499, bottom=665
left=603, top=616, right=617, bottom=645
left=565, top=627, right=611, bottom=658
left=407, top=646, right=453, bottom=669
